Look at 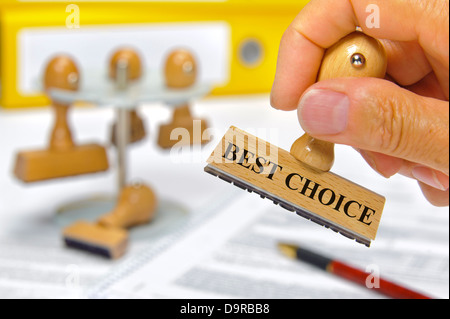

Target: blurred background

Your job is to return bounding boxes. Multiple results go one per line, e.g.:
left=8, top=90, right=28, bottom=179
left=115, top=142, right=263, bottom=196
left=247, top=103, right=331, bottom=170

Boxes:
left=0, top=0, right=305, bottom=109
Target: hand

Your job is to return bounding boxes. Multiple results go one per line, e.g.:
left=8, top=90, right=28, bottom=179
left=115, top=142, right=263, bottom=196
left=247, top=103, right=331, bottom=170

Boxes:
left=270, top=0, right=449, bottom=206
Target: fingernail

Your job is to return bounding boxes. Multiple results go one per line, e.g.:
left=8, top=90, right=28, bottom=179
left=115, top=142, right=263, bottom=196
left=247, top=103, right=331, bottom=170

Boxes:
left=412, top=166, right=449, bottom=191
left=298, top=89, right=349, bottom=135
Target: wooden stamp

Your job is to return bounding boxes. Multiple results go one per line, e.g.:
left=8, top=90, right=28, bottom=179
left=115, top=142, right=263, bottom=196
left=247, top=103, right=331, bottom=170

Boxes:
left=110, top=109, right=146, bottom=146
left=205, top=126, right=385, bottom=246
left=108, top=48, right=147, bottom=146
left=58, top=51, right=158, bottom=259
left=157, top=103, right=209, bottom=148
left=157, top=49, right=209, bottom=149
left=97, top=183, right=158, bottom=229
left=205, top=32, right=387, bottom=246
left=63, top=184, right=157, bottom=259
left=14, top=55, right=109, bottom=183
left=63, top=221, right=129, bottom=260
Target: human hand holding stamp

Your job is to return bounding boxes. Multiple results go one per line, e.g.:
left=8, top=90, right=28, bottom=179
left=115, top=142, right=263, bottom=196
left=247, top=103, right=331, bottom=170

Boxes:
left=205, top=32, right=387, bottom=247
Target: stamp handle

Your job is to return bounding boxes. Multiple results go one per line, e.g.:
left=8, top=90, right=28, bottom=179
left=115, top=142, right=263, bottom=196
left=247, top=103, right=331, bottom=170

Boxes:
left=43, top=56, right=80, bottom=151
left=290, top=31, right=387, bottom=171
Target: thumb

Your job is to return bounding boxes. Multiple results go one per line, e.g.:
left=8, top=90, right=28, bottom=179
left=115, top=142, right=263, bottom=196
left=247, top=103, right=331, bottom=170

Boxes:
left=297, top=78, right=449, bottom=174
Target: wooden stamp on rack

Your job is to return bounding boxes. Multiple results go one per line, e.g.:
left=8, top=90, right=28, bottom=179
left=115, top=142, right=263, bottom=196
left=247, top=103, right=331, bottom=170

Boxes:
left=157, top=49, right=209, bottom=149
left=105, top=47, right=158, bottom=223
left=205, top=32, right=387, bottom=247
left=62, top=52, right=158, bottom=259
left=14, top=55, right=109, bottom=183
left=109, top=48, right=147, bottom=146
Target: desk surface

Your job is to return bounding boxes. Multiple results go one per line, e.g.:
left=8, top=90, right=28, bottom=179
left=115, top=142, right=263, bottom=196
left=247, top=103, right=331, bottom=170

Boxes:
left=0, top=95, right=448, bottom=299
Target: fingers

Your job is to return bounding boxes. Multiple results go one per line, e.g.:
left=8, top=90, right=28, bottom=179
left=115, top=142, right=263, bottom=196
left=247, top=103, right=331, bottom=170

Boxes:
left=296, top=77, right=449, bottom=174
left=411, top=166, right=449, bottom=191
left=381, top=40, right=432, bottom=87
left=271, top=0, right=357, bottom=111
left=270, top=27, right=324, bottom=111
left=405, top=71, right=448, bottom=100
left=418, top=182, right=450, bottom=207
left=356, top=149, right=403, bottom=178
left=271, top=0, right=449, bottom=111
left=358, top=149, right=449, bottom=191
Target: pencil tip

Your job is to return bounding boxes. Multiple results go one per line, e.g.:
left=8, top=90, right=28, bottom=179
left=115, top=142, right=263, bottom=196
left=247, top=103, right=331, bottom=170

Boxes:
left=277, top=243, right=298, bottom=259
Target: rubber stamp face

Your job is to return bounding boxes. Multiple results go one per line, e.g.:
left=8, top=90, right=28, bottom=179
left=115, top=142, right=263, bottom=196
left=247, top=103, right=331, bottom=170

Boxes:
left=109, top=48, right=142, bottom=81
left=164, top=49, right=197, bottom=89
left=44, top=55, right=80, bottom=91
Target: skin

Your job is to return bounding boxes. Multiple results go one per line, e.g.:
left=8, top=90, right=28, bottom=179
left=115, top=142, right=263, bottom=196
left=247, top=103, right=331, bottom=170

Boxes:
left=270, top=0, right=449, bottom=206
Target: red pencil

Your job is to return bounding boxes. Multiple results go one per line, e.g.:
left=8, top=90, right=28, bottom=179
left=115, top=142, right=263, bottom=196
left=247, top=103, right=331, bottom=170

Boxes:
left=278, top=243, right=432, bottom=299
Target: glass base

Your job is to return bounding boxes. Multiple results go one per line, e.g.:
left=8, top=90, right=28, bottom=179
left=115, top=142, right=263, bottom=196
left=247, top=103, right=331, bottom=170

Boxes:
left=54, top=195, right=189, bottom=242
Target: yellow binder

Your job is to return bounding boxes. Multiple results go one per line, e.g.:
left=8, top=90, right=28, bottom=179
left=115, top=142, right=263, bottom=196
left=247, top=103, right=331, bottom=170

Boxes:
left=0, top=1, right=309, bottom=108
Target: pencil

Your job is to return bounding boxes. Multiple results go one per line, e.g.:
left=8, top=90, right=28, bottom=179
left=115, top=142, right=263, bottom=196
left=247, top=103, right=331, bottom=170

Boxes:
left=278, top=243, right=432, bottom=299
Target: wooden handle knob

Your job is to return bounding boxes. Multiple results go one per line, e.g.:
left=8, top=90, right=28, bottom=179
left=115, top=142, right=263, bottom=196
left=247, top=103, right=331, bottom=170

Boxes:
left=44, top=55, right=80, bottom=92
left=164, top=49, right=197, bottom=89
left=109, top=48, right=143, bottom=81
left=290, top=31, right=387, bottom=171
left=317, top=31, right=387, bottom=81
left=98, top=184, right=157, bottom=229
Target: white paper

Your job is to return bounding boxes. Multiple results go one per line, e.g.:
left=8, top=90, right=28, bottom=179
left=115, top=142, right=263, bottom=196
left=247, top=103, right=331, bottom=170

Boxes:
left=90, top=178, right=449, bottom=299
left=0, top=96, right=448, bottom=299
